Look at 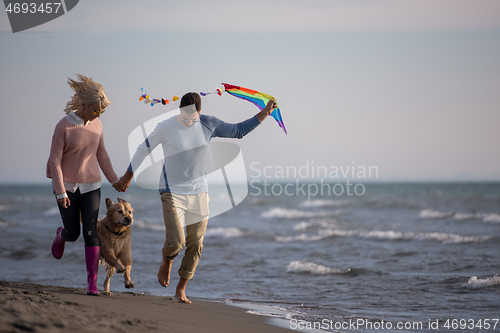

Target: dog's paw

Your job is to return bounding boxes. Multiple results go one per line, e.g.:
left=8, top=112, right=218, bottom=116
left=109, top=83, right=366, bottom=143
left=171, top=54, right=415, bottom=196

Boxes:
left=117, top=265, right=126, bottom=274
left=125, top=281, right=135, bottom=289
left=103, top=291, right=113, bottom=296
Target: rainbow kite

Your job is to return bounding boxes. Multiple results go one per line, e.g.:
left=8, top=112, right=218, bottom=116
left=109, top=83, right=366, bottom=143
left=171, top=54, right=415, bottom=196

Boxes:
left=222, top=83, right=287, bottom=135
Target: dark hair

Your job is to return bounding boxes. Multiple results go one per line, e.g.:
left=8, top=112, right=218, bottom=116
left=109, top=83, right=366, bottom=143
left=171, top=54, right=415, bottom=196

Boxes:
left=180, top=92, right=201, bottom=113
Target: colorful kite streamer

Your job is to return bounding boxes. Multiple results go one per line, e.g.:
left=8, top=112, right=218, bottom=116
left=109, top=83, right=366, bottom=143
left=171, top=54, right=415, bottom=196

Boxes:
left=139, top=88, right=179, bottom=106
left=221, top=83, right=287, bottom=135
left=200, top=87, right=223, bottom=96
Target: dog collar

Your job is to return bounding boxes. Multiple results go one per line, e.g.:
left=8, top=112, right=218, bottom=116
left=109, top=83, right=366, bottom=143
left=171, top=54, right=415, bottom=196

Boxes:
left=105, top=224, right=125, bottom=236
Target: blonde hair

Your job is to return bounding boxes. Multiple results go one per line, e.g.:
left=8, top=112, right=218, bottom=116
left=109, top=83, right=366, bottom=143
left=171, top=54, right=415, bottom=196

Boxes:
left=64, top=74, right=110, bottom=114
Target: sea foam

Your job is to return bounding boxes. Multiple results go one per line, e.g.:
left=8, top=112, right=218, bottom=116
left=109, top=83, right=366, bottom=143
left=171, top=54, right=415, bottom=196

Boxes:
left=453, top=213, right=482, bottom=220
left=276, top=229, right=492, bottom=244
left=42, top=207, right=60, bottom=217
left=261, top=207, right=340, bottom=219
left=293, top=219, right=337, bottom=231
left=298, top=199, right=349, bottom=208
left=482, top=213, right=500, bottom=223
left=286, top=260, right=351, bottom=275
left=463, top=275, right=500, bottom=289
left=134, top=220, right=165, bottom=231
left=420, top=209, right=500, bottom=223
left=420, top=209, right=454, bottom=219
left=205, top=227, right=244, bottom=238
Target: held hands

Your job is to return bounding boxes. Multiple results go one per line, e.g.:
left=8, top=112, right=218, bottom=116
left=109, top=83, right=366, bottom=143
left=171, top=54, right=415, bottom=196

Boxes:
left=113, top=177, right=129, bottom=192
left=113, top=170, right=134, bottom=192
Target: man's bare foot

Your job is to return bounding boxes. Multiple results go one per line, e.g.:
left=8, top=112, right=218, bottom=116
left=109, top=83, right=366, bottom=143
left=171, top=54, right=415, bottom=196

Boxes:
left=158, top=258, right=173, bottom=287
left=175, top=277, right=191, bottom=303
left=175, top=290, right=191, bottom=303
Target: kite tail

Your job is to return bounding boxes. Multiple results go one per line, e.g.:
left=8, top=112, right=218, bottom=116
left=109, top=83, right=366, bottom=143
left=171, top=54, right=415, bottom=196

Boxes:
left=271, top=108, right=287, bottom=135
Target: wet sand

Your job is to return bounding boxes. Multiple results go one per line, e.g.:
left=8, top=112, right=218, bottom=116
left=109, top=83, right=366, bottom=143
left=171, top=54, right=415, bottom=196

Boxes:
left=0, top=281, right=292, bottom=333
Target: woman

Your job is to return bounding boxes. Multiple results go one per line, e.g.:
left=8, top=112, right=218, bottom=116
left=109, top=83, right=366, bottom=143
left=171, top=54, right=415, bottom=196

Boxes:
left=47, top=74, right=119, bottom=296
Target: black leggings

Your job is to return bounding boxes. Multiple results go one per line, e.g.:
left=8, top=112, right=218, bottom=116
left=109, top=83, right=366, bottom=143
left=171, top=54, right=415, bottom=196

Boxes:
left=57, top=188, right=101, bottom=247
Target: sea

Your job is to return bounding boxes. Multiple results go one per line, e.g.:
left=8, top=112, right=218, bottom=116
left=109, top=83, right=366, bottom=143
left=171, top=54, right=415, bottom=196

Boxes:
left=0, top=182, right=499, bottom=333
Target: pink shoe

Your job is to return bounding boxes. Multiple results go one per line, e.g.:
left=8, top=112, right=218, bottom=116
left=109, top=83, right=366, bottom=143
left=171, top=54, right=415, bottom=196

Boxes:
left=85, top=246, right=100, bottom=296
left=51, top=227, right=66, bottom=259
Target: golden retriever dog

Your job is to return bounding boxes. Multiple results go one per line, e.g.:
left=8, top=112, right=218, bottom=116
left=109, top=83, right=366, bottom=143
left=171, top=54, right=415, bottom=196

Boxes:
left=97, top=198, right=134, bottom=295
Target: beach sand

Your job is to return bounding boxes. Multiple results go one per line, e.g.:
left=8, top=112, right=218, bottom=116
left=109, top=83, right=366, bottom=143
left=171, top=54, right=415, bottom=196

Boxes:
left=0, top=281, right=292, bottom=333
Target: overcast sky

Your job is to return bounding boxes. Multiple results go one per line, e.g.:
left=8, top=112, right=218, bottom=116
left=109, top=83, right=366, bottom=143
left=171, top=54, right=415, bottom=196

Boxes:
left=1, top=0, right=499, bottom=184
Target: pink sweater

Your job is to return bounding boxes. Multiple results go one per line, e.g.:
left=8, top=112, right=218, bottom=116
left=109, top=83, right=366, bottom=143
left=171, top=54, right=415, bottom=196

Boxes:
left=47, top=117, right=118, bottom=196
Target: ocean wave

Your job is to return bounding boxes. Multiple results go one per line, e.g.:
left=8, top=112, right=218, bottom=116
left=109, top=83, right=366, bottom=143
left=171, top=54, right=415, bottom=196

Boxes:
left=276, top=232, right=333, bottom=242
left=8, top=246, right=38, bottom=260
left=133, top=220, right=164, bottom=231
left=359, top=230, right=492, bottom=244
left=261, top=207, right=341, bottom=219
left=287, top=260, right=351, bottom=275
left=453, top=213, right=482, bottom=220
left=43, top=207, right=60, bottom=217
left=238, top=304, right=305, bottom=322
left=482, top=213, right=500, bottom=223
left=463, top=275, right=500, bottom=289
left=298, top=199, right=349, bottom=208
left=205, top=227, right=245, bottom=238
left=402, top=232, right=491, bottom=244
left=128, top=220, right=246, bottom=238
left=0, top=205, right=9, bottom=211
left=276, top=229, right=492, bottom=244
left=293, top=219, right=337, bottom=231
left=420, top=209, right=454, bottom=219
left=245, top=310, right=290, bottom=319
left=420, top=210, right=500, bottom=223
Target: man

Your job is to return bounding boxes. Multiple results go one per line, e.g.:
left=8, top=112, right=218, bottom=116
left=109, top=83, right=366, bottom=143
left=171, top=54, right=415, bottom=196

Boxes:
left=114, top=92, right=276, bottom=303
